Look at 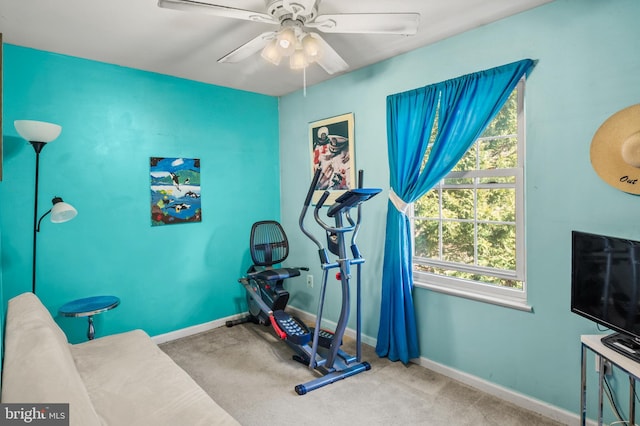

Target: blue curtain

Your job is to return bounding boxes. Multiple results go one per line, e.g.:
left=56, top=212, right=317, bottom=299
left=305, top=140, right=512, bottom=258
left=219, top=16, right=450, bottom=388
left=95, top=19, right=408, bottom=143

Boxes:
left=376, top=59, right=536, bottom=364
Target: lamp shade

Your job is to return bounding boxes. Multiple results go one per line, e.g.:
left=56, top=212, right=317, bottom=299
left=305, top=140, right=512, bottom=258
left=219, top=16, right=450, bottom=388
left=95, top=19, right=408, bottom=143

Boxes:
left=301, top=33, right=322, bottom=62
left=50, top=197, right=77, bottom=223
left=261, top=39, right=282, bottom=65
left=290, top=48, right=309, bottom=70
left=277, top=27, right=297, bottom=56
left=14, top=120, right=62, bottom=143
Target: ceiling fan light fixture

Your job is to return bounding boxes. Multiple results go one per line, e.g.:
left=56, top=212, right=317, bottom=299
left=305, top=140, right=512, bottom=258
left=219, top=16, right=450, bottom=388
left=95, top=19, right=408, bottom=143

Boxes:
left=261, top=39, right=282, bottom=65
left=277, top=27, right=297, bottom=56
left=159, top=0, right=418, bottom=78
left=301, top=33, right=321, bottom=62
left=290, top=47, right=309, bottom=70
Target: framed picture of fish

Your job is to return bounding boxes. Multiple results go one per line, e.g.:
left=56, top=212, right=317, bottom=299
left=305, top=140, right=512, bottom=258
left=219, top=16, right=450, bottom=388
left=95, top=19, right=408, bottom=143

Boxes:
left=150, top=157, right=201, bottom=226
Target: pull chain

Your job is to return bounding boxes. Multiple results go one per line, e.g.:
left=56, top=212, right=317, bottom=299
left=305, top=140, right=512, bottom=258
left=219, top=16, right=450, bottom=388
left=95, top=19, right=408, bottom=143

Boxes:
left=303, top=66, right=307, bottom=97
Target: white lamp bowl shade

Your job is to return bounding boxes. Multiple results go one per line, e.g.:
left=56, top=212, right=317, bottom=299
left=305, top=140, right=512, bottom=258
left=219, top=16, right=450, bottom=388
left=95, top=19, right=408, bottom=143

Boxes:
left=50, top=201, right=77, bottom=223
left=14, top=120, right=62, bottom=143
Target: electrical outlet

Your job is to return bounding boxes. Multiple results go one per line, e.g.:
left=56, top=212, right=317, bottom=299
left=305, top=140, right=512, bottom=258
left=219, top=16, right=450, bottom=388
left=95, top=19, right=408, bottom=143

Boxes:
left=595, top=355, right=613, bottom=376
left=306, top=275, right=313, bottom=288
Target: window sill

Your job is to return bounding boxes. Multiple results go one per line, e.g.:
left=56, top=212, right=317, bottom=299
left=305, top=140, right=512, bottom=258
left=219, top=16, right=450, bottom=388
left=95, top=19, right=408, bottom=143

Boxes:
left=414, top=280, right=533, bottom=313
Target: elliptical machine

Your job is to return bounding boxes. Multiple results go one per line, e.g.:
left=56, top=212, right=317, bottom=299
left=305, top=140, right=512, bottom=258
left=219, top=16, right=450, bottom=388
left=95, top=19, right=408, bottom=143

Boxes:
left=233, top=168, right=380, bottom=395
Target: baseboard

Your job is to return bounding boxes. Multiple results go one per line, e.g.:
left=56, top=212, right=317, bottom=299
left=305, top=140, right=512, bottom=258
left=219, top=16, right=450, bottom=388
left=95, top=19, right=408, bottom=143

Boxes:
left=415, top=356, right=590, bottom=425
left=151, top=313, right=246, bottom=344
left=150, top=307, right=377, bottom=346
left=153, top=309, right=589, bottom=425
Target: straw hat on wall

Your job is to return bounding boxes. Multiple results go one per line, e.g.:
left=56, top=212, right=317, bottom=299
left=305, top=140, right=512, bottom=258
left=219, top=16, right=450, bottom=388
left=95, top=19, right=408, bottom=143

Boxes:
left=590, top=104, right=640, bottom=194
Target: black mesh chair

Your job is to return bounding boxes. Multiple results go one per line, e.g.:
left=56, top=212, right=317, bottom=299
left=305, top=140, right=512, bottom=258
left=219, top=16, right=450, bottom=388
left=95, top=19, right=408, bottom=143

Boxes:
left=226, top=220, right=302, bottom=327
left=248, top=221, right=301, bottom=281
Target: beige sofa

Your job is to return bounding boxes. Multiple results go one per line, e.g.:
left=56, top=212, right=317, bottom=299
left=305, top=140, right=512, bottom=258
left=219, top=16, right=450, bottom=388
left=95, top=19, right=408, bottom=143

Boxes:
left=1, top=292, right=239, bottom=426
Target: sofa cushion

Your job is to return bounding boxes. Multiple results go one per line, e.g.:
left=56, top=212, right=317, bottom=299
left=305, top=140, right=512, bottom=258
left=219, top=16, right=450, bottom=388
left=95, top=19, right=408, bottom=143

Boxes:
left=71, top=329, right=239, bottom=426
left=1, top=292, right=102, bottom=426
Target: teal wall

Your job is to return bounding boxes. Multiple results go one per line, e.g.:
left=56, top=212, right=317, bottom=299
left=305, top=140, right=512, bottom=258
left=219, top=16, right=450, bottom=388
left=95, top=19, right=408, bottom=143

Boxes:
left=279, top=0, right=640, bottom=420
left=1, top=45, right=280, bottom=343
left=0, top=221, right=3, bottom=360
left=1, top=0, right=638, bottom=421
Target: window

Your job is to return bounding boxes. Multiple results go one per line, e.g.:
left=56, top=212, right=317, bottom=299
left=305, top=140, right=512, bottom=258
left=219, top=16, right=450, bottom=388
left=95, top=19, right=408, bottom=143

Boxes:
left=410, top=79, right=529, bottom=311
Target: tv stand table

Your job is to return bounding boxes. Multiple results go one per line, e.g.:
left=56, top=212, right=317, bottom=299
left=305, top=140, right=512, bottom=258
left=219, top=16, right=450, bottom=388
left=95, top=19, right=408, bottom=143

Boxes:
left=581, top=334, right=640, bottom=425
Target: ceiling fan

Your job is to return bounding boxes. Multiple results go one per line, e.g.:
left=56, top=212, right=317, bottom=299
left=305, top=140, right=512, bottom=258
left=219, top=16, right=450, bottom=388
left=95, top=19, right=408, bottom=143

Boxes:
left=157, top=0, right=420, bottom=74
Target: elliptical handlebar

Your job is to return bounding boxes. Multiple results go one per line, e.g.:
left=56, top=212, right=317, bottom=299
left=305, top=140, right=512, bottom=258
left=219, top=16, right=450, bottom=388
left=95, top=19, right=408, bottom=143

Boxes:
left=299, top=168, right=324, bottom=251
left=313, top=193, right=356, bottom=235
left=303, top=168, right=322, bottom=208
left=350, top=169, right=364, bottom=248
left=315, top=190, right=330, bottom=210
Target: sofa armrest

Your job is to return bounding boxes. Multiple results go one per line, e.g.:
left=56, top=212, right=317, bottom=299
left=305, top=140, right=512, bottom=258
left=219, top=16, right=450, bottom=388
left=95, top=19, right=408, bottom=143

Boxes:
left=1, top=293, right=102, bottom=426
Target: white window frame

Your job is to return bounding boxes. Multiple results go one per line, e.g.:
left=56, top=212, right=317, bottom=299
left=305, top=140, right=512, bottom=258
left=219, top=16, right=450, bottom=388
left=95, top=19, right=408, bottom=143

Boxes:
left=411, top=78, right=530, bottom=312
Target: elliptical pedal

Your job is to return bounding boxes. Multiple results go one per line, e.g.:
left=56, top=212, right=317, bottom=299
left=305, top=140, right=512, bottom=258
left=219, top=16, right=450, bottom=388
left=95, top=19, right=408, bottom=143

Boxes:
left=273, top=310, right=311, bottom=346
left=310, top=328, right=341, bottom=349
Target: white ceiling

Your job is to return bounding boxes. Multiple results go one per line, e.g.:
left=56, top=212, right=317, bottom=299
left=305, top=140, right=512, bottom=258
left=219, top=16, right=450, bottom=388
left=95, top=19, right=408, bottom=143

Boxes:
left=0, top=0, right=552, bottom=97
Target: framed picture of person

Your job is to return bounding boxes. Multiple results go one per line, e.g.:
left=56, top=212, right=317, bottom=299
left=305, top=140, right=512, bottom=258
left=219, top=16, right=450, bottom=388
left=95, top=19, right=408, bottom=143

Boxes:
left=309, top=113, right=355, bottom=205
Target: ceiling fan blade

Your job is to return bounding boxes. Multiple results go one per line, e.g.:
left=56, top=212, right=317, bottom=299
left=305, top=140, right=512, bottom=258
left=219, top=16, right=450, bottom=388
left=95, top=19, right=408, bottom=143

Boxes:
left=158, top=0, right=278, bottom=24
left=218, top=32, right=276, bottom=63
left=307, top=13, right=420, bottom=35
left=309, top=33, right=348, bottom=75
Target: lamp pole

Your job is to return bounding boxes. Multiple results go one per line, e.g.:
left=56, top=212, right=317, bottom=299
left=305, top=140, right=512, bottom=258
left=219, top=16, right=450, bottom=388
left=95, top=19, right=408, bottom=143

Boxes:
left=15, top=120, right=68, bottom=295
left=31, top=141, right=46, bottom=294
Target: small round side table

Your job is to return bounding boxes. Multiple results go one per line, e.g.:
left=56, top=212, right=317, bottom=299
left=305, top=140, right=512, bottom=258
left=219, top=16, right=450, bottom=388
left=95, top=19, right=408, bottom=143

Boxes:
left=59, top=295, right=120, bottom=340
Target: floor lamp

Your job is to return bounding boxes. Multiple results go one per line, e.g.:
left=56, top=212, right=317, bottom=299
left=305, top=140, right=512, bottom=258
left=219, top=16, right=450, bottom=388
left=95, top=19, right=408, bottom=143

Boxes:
left=14, top=120, right=78, bottom=294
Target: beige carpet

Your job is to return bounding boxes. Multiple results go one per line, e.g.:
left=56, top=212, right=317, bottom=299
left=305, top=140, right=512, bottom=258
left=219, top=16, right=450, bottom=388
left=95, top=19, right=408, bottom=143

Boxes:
left=160, top=323, right=564, bottom=426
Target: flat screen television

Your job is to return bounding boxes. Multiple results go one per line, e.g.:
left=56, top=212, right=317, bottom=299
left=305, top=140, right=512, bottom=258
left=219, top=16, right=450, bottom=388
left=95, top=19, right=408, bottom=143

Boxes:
left=571, top=230, right=640, bottom=361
